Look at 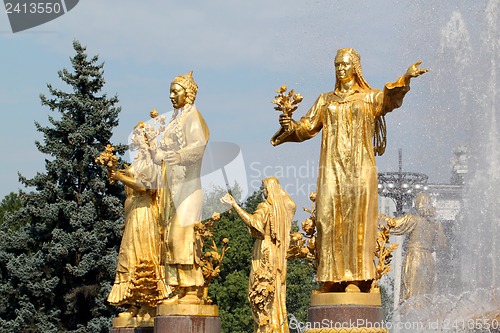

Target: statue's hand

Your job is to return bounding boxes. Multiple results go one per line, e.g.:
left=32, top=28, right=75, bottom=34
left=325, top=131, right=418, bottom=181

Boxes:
left=406, top=61, right=429, bottom=78
left=110, top=169, right=124, bottom=181
left=279, top=113, right=293, bottom=132
left=378, top=214, right=397, bottom=228
left=166, top=152, right=181, bottom=166
left=220, top=193, right=235, bottom=206
left=378, top=213, right=392, bottom=226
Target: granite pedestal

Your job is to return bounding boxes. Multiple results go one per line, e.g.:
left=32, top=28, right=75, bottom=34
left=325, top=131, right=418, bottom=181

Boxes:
left=154, top=304, right=221, bottom=333
left=304, top=292, right=388, bottom=333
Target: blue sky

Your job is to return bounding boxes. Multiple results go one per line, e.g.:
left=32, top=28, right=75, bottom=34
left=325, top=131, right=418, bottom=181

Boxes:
left=1, top=0, right=496, bottom=217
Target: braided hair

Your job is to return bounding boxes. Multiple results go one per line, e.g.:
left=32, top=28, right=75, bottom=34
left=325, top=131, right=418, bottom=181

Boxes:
left=335, top=48, right=386, bottom=156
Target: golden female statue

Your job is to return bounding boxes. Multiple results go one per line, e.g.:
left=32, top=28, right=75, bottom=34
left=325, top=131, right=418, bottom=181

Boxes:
left=107, top=122, right=169, bottom=318
left=380, top=192, right=447, bottom=303
left=272, top=48, right=428, bottom=292
left=221, top=177, right=296, bottom=333
left=153, top=71, right=210, bottom=304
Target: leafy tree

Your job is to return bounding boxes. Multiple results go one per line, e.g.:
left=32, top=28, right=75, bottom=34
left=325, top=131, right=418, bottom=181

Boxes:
left=286, top=222, right=317, bottom=331
left=204, top=185, right=254, bottom=333
left=0, top=40, right=126, bottom=333
left=202, top=183, right=243, bottom=220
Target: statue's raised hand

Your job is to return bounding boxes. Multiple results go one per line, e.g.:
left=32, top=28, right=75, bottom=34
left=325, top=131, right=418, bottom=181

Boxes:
left=406, top=61, right=428, bottom=78
left=220, top=193, right=236, bottom=206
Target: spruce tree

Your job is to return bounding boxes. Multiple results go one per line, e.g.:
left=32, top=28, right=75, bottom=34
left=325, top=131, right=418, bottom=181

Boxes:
left=0, top=40, right=126, bottom=333
left=0, top=192, right=22, bottom=226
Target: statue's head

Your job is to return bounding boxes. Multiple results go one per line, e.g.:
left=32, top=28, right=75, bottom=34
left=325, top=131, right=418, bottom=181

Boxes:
left=334, top=48, right=371, bottom=90
left=170, top=70, right=198, bottom=109
left=415, top=192, right=436, bottom=217
left=130, top=121, right=156, bottom=151
left=134, top=121, right=145, bottom=129
left=262, top=177, right=280, bottom=199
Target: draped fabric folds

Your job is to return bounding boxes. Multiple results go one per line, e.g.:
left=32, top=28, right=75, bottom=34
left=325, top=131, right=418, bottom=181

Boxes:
left=272, top=78, right=410, bottom=283
left=155, top=104, right=209, bottom=287
left=107, top=160, right=169, bottom=306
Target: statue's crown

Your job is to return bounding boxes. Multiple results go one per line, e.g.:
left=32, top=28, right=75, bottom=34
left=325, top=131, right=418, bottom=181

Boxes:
left=172, top=70, right=198, bottom=96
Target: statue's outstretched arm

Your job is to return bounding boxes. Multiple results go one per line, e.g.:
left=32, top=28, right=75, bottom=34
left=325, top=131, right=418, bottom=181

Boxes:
left=221, top=194, right=265, bottom=235
left=110, top=169, right=146, bottom=192
left=399, top=61, right=429, bottom=86
left=221, top=193, right=252, bottom=225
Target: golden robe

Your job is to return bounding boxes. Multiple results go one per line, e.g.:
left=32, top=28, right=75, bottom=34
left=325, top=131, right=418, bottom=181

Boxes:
left=390, top=214, right=446, bottom=302
left=237, top=194, right=296, bottom=333
left=156, top=105, right=210, bottom=287
left=107, top=162, right=169, bottom=306
left=272, top=78, right=410, bottom=283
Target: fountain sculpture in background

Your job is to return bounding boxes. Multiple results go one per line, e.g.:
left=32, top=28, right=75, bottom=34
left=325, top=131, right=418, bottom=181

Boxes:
left=393, top=1, right=500, bottom=332
left=380, top=193, right=447, bottom=309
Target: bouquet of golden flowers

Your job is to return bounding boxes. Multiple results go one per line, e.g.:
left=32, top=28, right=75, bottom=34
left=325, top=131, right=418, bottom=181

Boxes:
left=272, top=84, right=303, bottom=117
left=95, top=144, right=118, bottom=184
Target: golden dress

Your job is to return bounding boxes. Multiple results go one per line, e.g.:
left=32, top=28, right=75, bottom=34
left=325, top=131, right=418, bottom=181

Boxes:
left=272, top=77, right=410, bottom=283
left=156, top=104, right=210, bottom=287
left=390, top=214, right=446, bottom=302
left=235, top=183, right=296, bottom=333
left=107, top=161, right=169, bottom=306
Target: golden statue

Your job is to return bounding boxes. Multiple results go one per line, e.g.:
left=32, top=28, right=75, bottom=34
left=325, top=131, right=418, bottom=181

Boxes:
left=271, top=48, right=428, bottom=293
left=221, top=177, right=296, bottom=333
left=105, top=122, right=170, bottom=320
left=380, top=192, right=446, bottom=304
left=152, top=71, right=210, bottom=304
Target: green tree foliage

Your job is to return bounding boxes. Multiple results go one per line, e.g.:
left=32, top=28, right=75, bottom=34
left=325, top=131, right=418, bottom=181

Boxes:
left=0, top=40, right=126, bottom=333
left=286, top=223, right=317, bottom=331
left=203, top=185, right=254, bottom=333
left=0, top=192, right=22, bottom=227
left=204, top=186, right=316, bottom=333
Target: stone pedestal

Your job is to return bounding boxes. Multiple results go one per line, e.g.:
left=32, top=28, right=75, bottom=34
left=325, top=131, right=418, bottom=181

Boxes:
left=304, top=292, right=388, bottom=333
left=154, top=304, right=221, bottom=333
left=111, top=327, right=154, bottom=333
left=111, top=316, right=154, bottom=333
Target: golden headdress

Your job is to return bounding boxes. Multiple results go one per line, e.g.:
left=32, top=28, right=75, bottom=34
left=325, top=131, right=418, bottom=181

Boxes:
left=172, top=70, right=198, bottom=104
left=263, top=177, right=296, bottom=280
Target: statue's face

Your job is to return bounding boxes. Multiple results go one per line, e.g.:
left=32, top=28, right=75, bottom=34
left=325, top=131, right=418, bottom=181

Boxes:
left=334, top=52, right=355, bottom=82
left=416, top=195, right=434, bottom=217
left=262, top=186, right=268, bottom=199
left=170, top=83, right=187, bottom=109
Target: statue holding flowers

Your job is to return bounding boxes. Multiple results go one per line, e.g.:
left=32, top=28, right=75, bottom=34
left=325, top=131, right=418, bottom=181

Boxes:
left=98, top=122, right=169, bottom=320
left=271, top=48, right=428, bottom=293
